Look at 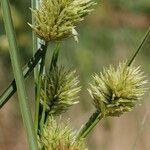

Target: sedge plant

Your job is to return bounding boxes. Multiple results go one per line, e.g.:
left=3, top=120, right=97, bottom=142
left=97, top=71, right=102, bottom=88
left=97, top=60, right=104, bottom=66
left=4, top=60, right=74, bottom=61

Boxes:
left=0, top=0, right=150, bottom=150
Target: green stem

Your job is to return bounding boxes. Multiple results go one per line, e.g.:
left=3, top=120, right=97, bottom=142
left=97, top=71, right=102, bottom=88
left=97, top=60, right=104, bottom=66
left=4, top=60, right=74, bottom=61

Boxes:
left=36, top=42, right=61, bottom=135
left=1, top=0, right=38, bottom=149
left=127, top=27, right=150, bottom=66
left=43, top=42, right=61, bottom=123
left=49, top=42, right=61, bottom=71
left=31, top=1, right=39, bottom=124
left=0, top=44, right=46, bottom=108
left=77, top=110, right=102, bottom=139
left=39, top=78, right=47, bottom=133
left=31, top=0, right=38, bottom=83
left=34, top=43, right=48, bottom=134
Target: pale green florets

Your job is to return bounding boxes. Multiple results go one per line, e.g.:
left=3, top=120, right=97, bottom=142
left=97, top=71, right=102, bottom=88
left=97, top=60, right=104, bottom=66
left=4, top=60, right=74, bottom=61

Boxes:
left=29, top=0, right=96, bottom=42
left=89, top=61, right=147, bottom=117
left=40, top=67, right=81, bottom=115
left=39, top=117, right=87, bottom=150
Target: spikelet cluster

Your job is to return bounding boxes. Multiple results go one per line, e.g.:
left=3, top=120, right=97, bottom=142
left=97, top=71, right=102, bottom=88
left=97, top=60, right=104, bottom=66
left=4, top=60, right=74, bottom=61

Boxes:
left=39, top=117, right=87, bottom=150
left=29, top=0, right=96, bottom=42
left=40, top=66, right=81, bottom=115
left=89, top=61, right=147, bottom=117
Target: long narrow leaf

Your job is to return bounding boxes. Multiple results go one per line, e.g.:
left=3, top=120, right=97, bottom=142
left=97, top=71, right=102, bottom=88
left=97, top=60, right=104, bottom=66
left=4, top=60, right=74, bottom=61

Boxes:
left=49, top=42, right=61, bottom=71
left=1, top=0, right=38, bottom=149
left=31, top=0, right=38, bottom=83
left=0, top=44, right=47, bottom=108
left=127, top=27, right=150, bottom=66
left=34, top=43, right=48, bottom=134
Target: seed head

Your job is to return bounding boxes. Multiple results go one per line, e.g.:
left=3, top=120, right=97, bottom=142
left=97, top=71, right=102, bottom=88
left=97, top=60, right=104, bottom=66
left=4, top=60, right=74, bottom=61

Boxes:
left=89, top=61, right=147, bottom=117
left=39, top=117, right=87, bottom=150
left=29, top=0, right=96, bottom=42
left=40, top=66, right=81, bottom=115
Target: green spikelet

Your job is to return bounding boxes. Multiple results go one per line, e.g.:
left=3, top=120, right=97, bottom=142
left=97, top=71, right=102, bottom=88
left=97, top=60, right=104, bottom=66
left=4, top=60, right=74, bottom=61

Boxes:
left=39, top=116, right=87, bottom=150
left=29, top=0, right=96, bottom=42
left=89, top=61, right=147, bottom=117
left=40, top=66, right=81, bottom=115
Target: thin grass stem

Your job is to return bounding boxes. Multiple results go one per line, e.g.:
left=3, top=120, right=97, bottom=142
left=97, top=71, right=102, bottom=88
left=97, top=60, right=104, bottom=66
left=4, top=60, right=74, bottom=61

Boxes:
left=34, top=43, right=48, bottom=134
left=127, top=27, right=150, bottom=66
left=49, top=42, right=61, bottom=71
left=44, top=42, right=61, bottom=122
left=39, top=79, right=47, bottom=133
left=0, top=44, right=47, bottom=108
left=77, top=110, right=102, bottom=139
left=1, top=0, right=38, bottom=149
left=31, top=0, right=38, bottom=82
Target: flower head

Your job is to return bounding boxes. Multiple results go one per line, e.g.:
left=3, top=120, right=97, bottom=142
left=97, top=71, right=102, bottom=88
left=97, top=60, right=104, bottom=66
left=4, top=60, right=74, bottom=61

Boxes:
left=39, top=117, right=87, bottom=150
left=89, top=61, right=147, bottom=117
left=40, top=66, right=81, bottom=115
left=29, top=0, right=96, bottom=42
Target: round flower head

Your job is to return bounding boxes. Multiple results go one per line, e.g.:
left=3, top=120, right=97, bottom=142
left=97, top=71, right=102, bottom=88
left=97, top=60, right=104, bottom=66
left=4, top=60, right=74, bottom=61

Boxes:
left=89, top=61, right=147, bottom=117
left=39, top=117, right=87, bottom=150
left=29, top=0, right=96, bottom=42
left=40, top=66, right=81, bottom=115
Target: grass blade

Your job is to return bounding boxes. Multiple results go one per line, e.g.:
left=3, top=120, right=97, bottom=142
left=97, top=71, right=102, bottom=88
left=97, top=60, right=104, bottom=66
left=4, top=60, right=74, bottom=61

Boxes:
left=31, top=0, right=38, bottom=83
left=34, top=43, right=48, bottom=134
left=49, top=42, right=61, bottom=71
left=127, top=27, right=150, bottom=66
left=0, top=44, right=47, bottom=108
left=1, top=0, right=38, bottom=149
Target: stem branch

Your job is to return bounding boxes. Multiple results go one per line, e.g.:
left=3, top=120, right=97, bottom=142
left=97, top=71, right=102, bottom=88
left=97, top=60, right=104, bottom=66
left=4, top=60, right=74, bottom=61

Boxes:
left=127, top=27, right=150, bottom=66
left=34, top=43, right=48, bottom=134
left=77, top=110, right=102, bottom=139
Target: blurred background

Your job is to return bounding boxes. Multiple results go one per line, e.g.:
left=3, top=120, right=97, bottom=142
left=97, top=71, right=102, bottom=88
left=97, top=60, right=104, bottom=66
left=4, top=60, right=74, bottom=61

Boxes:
left=0, top=0, right=150, bottom=150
